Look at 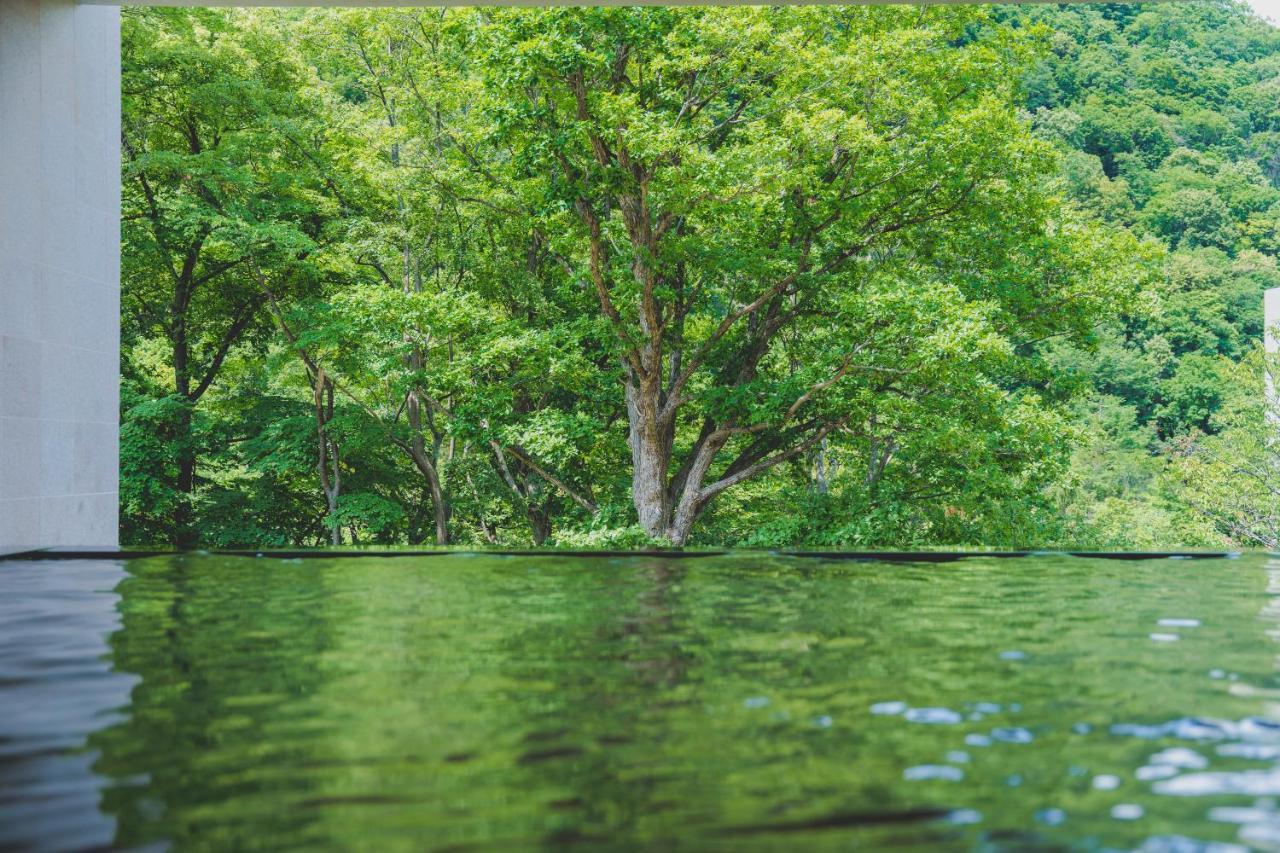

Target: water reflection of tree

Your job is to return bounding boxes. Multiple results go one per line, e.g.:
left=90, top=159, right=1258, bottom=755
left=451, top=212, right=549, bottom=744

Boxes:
left=80, top=554, right=1279, bottom=850
left=89, top=555, right=712, bottom=849
left=87, top=554, right=931, bottom=848
left=89, top=556, right=338, bottom=849
left=490, top=558, right=706, bottom=848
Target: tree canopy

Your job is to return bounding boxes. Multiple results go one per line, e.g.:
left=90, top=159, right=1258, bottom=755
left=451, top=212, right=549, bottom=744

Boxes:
left=119, top=3, right=1280, bottom=550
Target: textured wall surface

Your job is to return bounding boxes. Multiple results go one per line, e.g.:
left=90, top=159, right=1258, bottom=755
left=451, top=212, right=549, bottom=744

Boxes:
left=0, top=0, right=120, bottom=552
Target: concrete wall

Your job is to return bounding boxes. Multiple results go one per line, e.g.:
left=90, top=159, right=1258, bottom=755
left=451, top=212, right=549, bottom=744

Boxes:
left=0, top=0, right=120, bottom=552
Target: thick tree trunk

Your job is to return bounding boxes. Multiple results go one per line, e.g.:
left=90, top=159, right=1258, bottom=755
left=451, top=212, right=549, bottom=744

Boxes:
left=626, top=383, right=721, bottom=547
left=663, top=431, right=726, bottom=547
left=626, top=381, right=674, bottom=541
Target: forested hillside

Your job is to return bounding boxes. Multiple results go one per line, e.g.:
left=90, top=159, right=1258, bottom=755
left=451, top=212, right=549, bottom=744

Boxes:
left=118, top=3, right=1280, bottom=549
left=1007, top=3, right=1280, bottom=547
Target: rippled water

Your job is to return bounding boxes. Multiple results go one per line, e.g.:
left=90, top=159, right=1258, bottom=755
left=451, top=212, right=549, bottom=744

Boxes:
left=9, top=553, right=1280, bottom=850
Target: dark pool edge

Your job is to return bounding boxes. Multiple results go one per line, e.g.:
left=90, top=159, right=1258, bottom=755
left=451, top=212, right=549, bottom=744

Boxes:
left=0, top=546, right=1243, bottom=563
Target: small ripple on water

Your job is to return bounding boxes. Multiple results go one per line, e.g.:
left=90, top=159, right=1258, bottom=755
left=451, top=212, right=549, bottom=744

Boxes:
left=904, top=707, right=962, bottom=725
left=903, top=764, right=964, bottom=782
left=1217, top=743, right=1280, bottom=760
left=1154, top=768, right=1280, bottom=797
left=1035, top=807, right=1066, bottom=827
left=870, top=701, right=907, bottom=716
left=991, top=726, right=1034, bottom=744
left=1137, top=765, right=1180, bottom=781
left=1151, top=748, right=1209, bottom=770
left=1137, top=835, right=1248, bottom=852
left=1206, top=802, right=1280, bottom=850
left=1093, top=774, right=1122, bottom=790
left=1239, top=822, right=1280, bottom=848
left=1111, top=717, right=1280, bottom=742
left=1112, top=803, right=1145, bottom=820
left=1207, top=805, right=1275, bottom=824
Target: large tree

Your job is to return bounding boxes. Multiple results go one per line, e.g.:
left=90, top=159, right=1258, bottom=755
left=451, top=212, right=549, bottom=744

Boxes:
left=471, top=6, right=1141, bottom=544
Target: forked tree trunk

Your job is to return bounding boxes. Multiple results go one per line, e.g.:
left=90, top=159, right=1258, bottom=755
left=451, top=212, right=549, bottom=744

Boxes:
left=626, top=382, right=722, bottom=547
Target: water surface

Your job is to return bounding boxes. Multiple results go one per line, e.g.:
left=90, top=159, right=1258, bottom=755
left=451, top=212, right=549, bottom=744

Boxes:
left=4, top=552, right=1280, bottom=850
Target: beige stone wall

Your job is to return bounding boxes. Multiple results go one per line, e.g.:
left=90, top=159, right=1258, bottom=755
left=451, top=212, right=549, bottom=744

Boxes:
left=0, top=0, right=120, bottom=552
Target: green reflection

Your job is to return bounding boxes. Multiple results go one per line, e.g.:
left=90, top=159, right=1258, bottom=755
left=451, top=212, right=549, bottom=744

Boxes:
left=89, top=554, right=1280, bottom=850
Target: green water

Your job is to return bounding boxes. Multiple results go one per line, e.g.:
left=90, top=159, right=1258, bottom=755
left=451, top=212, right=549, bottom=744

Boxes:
left=7, top=553, right=1280, bottom=850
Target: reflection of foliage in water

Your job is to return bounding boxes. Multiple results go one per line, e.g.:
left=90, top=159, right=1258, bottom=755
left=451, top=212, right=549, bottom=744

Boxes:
left=90, top=554, right=1280, bottom=850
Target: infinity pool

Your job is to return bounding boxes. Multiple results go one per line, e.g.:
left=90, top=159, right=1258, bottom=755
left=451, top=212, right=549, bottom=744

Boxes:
left=4, top=552, right=1280, bottom=850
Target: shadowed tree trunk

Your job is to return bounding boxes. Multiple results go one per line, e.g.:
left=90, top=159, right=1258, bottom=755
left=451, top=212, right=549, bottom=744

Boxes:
left=312, top=369, right=342, bottom=547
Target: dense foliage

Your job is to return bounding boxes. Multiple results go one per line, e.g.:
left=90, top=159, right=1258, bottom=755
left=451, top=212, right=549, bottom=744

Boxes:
left=119, top=3, right=1280, bottom=549
left=1007, top=2, right=1280, bottom=547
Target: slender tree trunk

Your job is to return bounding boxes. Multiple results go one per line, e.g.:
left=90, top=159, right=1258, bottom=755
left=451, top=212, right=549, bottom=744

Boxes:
left=813, top=436, right=833, bottom=495
left=405, top=432, right=450, bottom=546
left=326, top=494, right=340, bottom=546
left=313, top=371, right=341, bottom=547
left=173, top=307, right=197, bottom=548
left=174, top=405, right=197, bottom=549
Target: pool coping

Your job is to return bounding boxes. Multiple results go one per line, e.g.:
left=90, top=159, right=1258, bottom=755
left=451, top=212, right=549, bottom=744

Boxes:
left=0, top=547, right=1243, bottom=562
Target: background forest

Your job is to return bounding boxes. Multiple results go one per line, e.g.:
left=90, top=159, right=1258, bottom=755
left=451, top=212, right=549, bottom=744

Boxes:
left=119, top=2, right=1280, bottom=550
